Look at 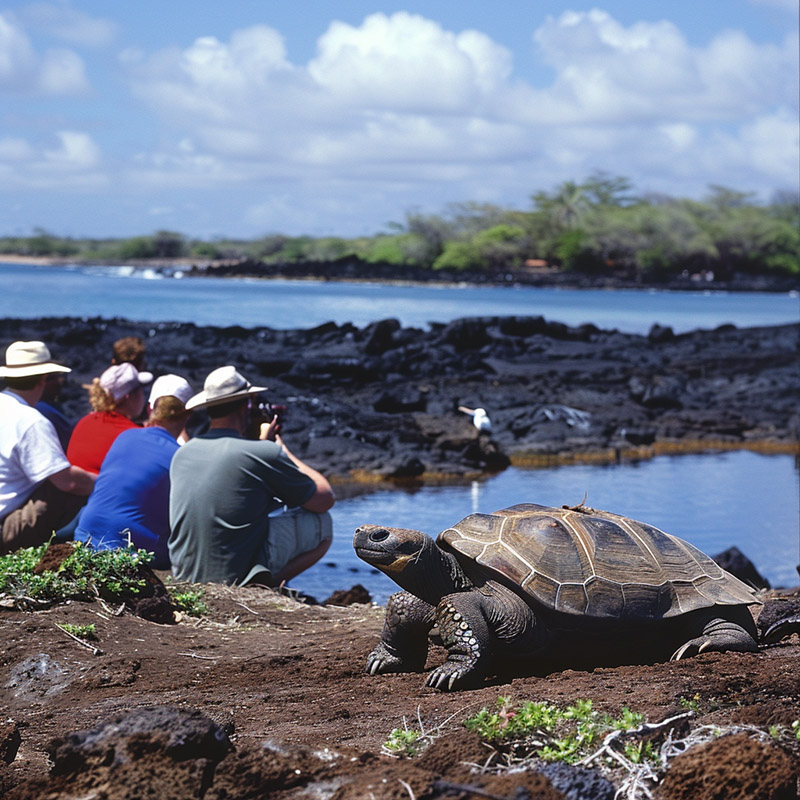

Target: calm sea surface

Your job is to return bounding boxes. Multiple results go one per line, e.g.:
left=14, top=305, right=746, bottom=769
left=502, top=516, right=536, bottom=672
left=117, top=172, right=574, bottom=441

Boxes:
left=1, top=261, right=797, bottom=334
left=1, top=262, right=798, bottom=599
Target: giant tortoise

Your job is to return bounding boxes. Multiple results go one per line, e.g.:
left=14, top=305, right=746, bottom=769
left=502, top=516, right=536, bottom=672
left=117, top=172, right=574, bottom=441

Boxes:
left=353, top=502, right=761, bottom=690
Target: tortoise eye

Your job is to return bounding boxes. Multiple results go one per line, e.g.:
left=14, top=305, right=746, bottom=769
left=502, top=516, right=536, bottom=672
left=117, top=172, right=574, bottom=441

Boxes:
left=368, top=528, right=390, bottom=543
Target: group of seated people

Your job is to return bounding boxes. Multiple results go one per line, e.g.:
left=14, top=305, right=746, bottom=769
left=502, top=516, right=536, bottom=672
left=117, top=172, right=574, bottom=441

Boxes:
left=0, top=338, right=335, bottom=588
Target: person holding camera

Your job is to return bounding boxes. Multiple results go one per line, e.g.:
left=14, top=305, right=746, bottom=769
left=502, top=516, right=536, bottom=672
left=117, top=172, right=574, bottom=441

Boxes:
left=167, top=366, right=334, bottom=587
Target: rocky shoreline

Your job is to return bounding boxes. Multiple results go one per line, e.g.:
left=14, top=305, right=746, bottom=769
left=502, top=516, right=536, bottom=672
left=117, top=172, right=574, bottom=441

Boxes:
left=1, top=314, right=797, bottom=488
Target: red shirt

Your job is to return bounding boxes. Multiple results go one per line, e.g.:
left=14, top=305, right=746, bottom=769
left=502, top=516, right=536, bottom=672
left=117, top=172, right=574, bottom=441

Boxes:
left=67, top=411, right=139, bottom=474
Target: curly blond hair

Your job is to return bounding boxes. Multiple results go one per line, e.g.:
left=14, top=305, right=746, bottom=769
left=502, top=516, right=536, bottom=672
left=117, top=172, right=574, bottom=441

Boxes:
left=87, top=378, right=118, bottom=412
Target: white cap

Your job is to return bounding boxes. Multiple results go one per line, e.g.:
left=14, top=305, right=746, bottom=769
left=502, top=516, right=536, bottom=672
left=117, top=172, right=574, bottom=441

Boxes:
left=99, top=363, right=153, bottom=402
left=149, top=374, right=193, bottom=407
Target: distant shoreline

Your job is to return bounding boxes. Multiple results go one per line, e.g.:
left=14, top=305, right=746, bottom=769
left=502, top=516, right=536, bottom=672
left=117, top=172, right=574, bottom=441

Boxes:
left=1, top=253, right=796, bottom=294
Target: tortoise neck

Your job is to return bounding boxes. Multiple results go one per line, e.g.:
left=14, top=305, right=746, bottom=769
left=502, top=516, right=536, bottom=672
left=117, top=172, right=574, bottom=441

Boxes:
left=410, top=542, right=472, bottom=606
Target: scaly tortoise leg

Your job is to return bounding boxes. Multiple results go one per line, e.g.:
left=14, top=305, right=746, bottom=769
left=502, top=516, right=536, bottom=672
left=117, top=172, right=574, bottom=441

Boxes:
left=366, top=590, right=435, bottom=675
left=425, top=591, right=491, bottom=691
left=762, top=614, right=800, bottom=645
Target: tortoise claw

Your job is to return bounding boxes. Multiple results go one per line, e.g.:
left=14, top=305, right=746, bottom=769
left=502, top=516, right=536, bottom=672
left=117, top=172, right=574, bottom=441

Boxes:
left=671, top=637, right=712, bottom=661
left=424, top=661, right=474, bottom=691
left=366, top=642, right=420, bottom=675
left=762, top=616, right=800, bottom=645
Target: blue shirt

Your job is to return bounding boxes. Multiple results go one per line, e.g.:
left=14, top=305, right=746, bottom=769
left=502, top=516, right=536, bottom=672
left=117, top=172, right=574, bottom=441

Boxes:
left=35, top=400, right=73, bottom=451
left=75, top=426, right=179, bottom=568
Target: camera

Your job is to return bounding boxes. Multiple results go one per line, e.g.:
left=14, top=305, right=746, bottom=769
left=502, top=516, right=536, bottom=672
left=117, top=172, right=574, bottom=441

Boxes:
left=260, top=401, right=287, bottom=426
left=248, top=397, right=288, bottom=439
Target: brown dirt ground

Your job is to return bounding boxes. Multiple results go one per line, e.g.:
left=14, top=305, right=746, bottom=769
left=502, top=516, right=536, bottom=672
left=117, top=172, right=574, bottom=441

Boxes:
left=1, top=579, right=800, bottom=800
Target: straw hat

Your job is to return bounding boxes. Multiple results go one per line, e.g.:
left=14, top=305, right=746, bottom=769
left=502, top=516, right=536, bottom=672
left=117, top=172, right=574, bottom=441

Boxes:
left=0, top=341, right=71, bottom=378
left=185, top=366, right=267, bottom=411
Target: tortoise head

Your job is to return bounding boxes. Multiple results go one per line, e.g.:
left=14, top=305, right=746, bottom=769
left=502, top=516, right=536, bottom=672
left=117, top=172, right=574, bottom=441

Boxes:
left=354, top=524, right=467, bottom=603
left=353, top=525, right=429, bottom=575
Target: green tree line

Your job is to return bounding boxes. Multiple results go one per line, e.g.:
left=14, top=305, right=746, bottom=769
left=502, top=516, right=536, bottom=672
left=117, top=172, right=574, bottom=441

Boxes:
left=2, top=174, right=797, bottom=281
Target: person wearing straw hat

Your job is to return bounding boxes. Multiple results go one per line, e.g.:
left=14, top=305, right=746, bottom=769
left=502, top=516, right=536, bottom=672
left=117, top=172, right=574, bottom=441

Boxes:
left=168, top=366, right=335, bottom=588
left=74, top=375, right=193, bottom=569
left=0, top=341, right=96, bottom=554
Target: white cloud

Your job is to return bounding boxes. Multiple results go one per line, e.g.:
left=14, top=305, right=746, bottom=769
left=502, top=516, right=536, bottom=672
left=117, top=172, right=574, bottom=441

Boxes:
left=43, top=131, right=101, bottom=169
left=19, top=1, right=118, bottom=47
left=308, top=12, right=512, bottom=111
left=748, top=0, right=797, bottom=11
left=37, top=47, right=89, bottom=94
left=0, top=137, right=35, bottom=160
left=0, top=11, right=89, bottom=94
left=0, top=131, right=105, bottom=190
left=0, top=12, right=37, bottom=86
left=530, top=9, right=797, bottom=123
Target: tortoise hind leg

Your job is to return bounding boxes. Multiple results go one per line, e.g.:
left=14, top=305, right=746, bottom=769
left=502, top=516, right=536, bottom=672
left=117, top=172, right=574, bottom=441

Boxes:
left=671, top=611, right=759, bottom=661
left=762, top=615, right=800, bottom=645
left=367, top=590, right=435, bottom=675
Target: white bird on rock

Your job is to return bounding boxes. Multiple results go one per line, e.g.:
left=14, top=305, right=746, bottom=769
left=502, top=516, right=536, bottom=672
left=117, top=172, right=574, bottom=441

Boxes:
left=458, top=405, right=492, bottom=432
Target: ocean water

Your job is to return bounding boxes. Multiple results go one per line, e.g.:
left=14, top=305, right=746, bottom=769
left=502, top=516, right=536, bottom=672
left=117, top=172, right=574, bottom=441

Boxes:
left=1, top=261, right=797, bottom=334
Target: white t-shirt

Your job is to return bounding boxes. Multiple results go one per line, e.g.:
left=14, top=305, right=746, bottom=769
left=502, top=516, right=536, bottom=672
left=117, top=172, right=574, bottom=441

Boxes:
left=0, top=389, right=70, bottom=518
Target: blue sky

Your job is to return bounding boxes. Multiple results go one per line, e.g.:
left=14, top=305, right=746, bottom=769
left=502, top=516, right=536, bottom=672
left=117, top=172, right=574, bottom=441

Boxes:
left=1, top=0, right=797, bottom=239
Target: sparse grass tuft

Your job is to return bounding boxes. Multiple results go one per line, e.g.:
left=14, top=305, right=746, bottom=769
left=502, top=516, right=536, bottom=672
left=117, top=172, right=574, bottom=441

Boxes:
left=171, top=590, right=209, bottom=617
left=58, top=622, right=97, bottom=641
left=382, top=726, right=423, bottom=758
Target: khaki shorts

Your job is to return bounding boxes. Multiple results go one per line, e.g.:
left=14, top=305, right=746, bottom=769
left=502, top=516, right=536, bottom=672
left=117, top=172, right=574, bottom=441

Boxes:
left=1, top=481, right=86, bottom=556
left=242, top=508, right=332, bottom=586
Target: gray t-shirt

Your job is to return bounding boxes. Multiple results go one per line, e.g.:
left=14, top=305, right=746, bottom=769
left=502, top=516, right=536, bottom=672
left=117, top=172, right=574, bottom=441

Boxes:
left=168, top=429, right=316, bottom=585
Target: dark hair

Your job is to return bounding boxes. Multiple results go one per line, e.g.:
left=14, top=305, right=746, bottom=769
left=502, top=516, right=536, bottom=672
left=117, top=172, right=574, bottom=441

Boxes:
left=206, top=397, right=248, bottom=419
left=5, top=374, right=46, bottom=391
left=112, top=336, right=146, bottom=369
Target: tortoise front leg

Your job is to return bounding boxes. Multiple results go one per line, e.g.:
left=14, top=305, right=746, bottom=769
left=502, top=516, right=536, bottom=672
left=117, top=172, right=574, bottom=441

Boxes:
left=367, top=590, right=435, bottom=675
left=427, top=583, right=546, bottom=690
left=426, top=591, right=492, bottom=690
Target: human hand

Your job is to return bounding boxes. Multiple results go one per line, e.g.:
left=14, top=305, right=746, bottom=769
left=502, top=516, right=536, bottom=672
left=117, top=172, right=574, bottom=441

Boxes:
left=259, top=414, right=281, bottom=441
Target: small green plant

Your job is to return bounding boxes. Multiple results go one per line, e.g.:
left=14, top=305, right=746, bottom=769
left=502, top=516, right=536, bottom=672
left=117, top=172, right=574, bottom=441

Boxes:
left=170, top=589, right=209, bottom=617
left=792, top=721, right=800, bottom=742
left=679, top=694, right=702, bottom=714
left=463, top=697, right=657, bottom=766
left=59, top=623, right=97, bottom=641
left=382, top=726, right=423, bottom=758
left=0, top=541, right=154, bottom=607
left=623, top=740, right=657, bottom=764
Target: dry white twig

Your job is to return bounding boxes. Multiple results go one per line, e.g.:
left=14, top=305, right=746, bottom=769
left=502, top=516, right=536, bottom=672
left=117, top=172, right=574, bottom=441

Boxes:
left=55, top=623, right=103, bottom=656
left=177, top=651, right=219, bottom=660
left=398, top=778, right=417, bottom=799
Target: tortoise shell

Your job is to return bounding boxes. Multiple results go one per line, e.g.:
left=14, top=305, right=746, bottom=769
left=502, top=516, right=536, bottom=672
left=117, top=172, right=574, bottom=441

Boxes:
left=437, top=502, right=757, bottom=620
